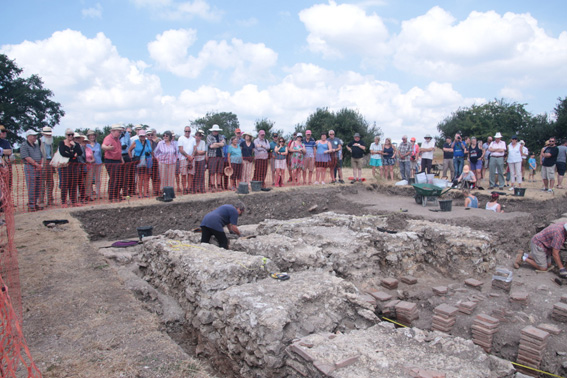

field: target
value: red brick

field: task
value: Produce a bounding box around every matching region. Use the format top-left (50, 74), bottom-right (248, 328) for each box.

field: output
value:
top-left (521, 326), bottom-right (550, 342)
top-left (401, 275), bottom-right (418, 285)
top-left (313, 360), bottom-right (336, 376)
top-left (475, 313), bottom-right (500, 325)
top-left (289, 344), bottom-right (314, 362)
top-left (536, 323), bottom-right (561, 335)
top-left (433, 304), bottom-right (458, 317)
top-left (465, 278), bottom-right (484, 287)
top-left (369, 291), bottom-right (393, 302)
top-left (334, 355), bottom-right (359, 369)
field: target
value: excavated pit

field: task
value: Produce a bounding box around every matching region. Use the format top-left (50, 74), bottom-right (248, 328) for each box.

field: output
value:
top-left (74, 186), bottom-right (567, 377)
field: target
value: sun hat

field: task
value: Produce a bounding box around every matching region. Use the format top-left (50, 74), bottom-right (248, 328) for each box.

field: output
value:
top-left (195, 129), bottom-right (205, 136)
top-left (25, 130), bottom-right (38, 137)
top-left (424, 134), bottom-right (432, 139)
top-left (520, 140), bottom-right (525, 145)
top-left (138, 130), bottom-right (146, 136)
top-left (494, 132), bottom-right (503, 138)
top-left (42, 126), bottom-right (53, 135)
top-left (134, 124), bottom-right (143, 130)
top-left (296, 132), bottom-right (303, 138)
top-left (73, 132), bottom-right (82, 138)
top-left (87, 129), bottom-right (96, 136)
top-left (0, 125), bottom-right (6, 131)
top-left (111, 124), bottom-right (123, 131)
top-left (224, 166), bottom-right (234, 177)
top-left (210, 124), bottom-right (222, 132)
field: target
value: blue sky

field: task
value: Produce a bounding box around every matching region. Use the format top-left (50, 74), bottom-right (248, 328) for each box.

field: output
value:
top-left (2, 0), bottom-right (567, 139)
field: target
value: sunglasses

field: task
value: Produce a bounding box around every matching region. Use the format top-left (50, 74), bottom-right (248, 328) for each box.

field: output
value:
top-left (66, 133), bottom-right (74, 136)
top-left (185, 130), bottom-right (191, 133)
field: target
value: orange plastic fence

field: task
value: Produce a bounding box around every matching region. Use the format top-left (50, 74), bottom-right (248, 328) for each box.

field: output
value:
top-left (0, 166), bottom-right (42, 377)
top-left (9, 157), bottom-right (343, 212)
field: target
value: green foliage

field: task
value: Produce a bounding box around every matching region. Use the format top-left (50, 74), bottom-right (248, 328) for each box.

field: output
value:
top-left (295, 107), bottom-right (381, 157)
top-left (0, 54), bottom-right (65, 144)
top-left (254, 118), bottom-right (282, 138)
top-left (190, 111), bottom-right (240, 138)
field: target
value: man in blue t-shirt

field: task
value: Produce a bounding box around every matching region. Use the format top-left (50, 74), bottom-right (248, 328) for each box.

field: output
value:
top-left (200, 203), bottom-right (245, 249)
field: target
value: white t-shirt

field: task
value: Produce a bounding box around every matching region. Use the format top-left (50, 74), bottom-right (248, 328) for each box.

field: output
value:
top-left (370, 142), bottom-right (383, 159)
top-left (178, 135), bottom-right (196, 161)
top-left (421, 140), bottom-right (435, 160)
top-left (507, 143), bottom-right (522, 163)
top-left (193, 140), bottom-right (206, 161)
top-left (521, 146), bottom-right (528, 160)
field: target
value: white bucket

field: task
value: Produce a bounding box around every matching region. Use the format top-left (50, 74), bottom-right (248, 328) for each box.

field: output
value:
top-left (416, 172), bottom-right (427, 184)
top-left (426, 174), bottom-right (435, 184)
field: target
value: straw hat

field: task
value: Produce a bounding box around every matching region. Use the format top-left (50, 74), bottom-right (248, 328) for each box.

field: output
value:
top-left (224, 166), bottom-right (234, 177)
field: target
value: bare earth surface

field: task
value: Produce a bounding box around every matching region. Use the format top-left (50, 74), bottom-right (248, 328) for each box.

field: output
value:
top-left (15, 168), bottom-right (567, 377)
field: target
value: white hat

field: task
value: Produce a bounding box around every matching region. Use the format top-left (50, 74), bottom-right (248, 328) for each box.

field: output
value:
top-left (210, 124), bottom-right (222, 132)
top-left (494, 132), bottom-right (503, 138)
top-left (25, 130), bottom-right (38, 137)
top-left (111, 124), bottom-right (124, 131)
top-left (42, 126), bottom-right (53, 135)
top-left (520, 140), bottom-right (525, 145)
top-left (296, 132), bottom-right (303, 137)
top-left (134, 124), bottom-right (143, 130)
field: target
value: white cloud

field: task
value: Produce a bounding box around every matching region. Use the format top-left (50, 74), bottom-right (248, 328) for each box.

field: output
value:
top-left (82, 3), bottom-right (103, 19)
top-left (236, 17), bottom-right (258, 27)
top-left (148, 29), bottom-right (278, 83)
top-left (299, 0), bottom-right (390, 60)
top-left (392, 6), bottom-right (567, 87)
top-left (1, 30), bottom-right (479, 139)
top-left (130, 0), bottom-right (222, 21)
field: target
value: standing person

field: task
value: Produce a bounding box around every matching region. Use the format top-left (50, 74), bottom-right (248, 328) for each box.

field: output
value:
top-left (154, 131), bottom-right (178, 191)
top-left (382, 138), bottom-right (397, 181)
top-left (409, 137), bottom-right (420, 178)
top-left (20, 130), bottom-right (43, 211)
top-left (488, 132), bottom-right (506, 190)
top-left (520, 140), bottom-right (529, 181)
top-left (555, 139), bottom-right (567, 189)
top-left (328, 130), bottom-right (342, 183)
top-left (507, 136), bottom-right (523, 191)
top-left (240, 132), bottom-right (255, 188)
top-left (85, 130), bottom-right (102, 201)
top-left (75, 133), bottom-right (88, 203)
top-left (190, 130), bottom-right (207, 194)
top-left (289, 133), bottom-right (306, 185)
top-left (482, 136), bottom-right (493, 180)
top-left (286, 132), bottom-right (296, 182)
top-left (314, 132), bottom-right (332, 184)
top-left (206, 124), bottom-right (225, 193)
top-left (468, 137), bottom-right (484, 183)
top-left (273, 137), bottom-right (288, 187)
top-left (130, 125), bottom-right (143, 143)
top-left (39, 126), bottom-right (55, 207)
top-left (540, 137), bottom-right (559, 192)
top-left (119, 126), bottom-right (134, 197)
top-left (102, 124), bottom-right (124, 202)
top-left (370, 136), bottom-right (383, 178)
top-left (59, 128), bottom-right (83, 207)
top-left (0, 125), bottom-right (14, 190)
top-left (227, 136), bottom-right (242, 190)
top-left (396, 135), bottom-right (411, 181)
top-left (147, 129), bottom-right (161, 196)
top-left (128, 130), bottom-right (152, 198)
top-left (269, 132), bottom-right (279, 186)
top-left (452, 133), bottom-right (467, 179)
top-left (514, 223), bottom-right (567, 278)
top-left (178, 126), bottom-right (195, 194)
top-left (303, 130), bottom-right (316, 185)
top-left (252, 130), bottom-right (270, 187)
top-left (200, 203), bottom-right (245, 249)
top-left (420, 134), bottom-right (435, 174)
top-left (442, 136), bottom-right (455, 180)
top-left (347, 133), bottom-right (366, 183)
top-left (528, 153), bottom-right (537, 182)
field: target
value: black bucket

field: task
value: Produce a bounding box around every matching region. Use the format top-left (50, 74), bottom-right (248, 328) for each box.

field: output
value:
top-left (236, 182), bottom-right (249, 194)
top-left (250, 181), bottom-right (262, 192)
top-left (163, 186), bottom-right (175, 199)
top-left (439, 199), bottom-right (453, 212)
top-left (514, 187), bottom-right (526, 197)
top-left (137, 226), bottom-right (153, 240)
top-left (408, 178), bottom-right (415, 185)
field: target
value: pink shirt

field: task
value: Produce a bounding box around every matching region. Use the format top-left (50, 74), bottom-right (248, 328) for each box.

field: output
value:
top-left (102, 134), bottom-right (122, 160)
top-left (155, 140), bottom-right (178, 164)
top-left (489, 141), bottom-right (506, 157)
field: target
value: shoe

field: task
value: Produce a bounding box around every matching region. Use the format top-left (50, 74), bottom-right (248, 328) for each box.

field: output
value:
top-left (514, 251), bottom-right (523, 269)
top-left (321, 181), bottom-right (326, 185)
top-left (314, 181), bottom-right (319, 185)
top-left (547, 189), bottom-right (554, 193)
top-left (541, 188), bottom-right (548, 191)
top-left (499, 187), bottom-right (504, 190)
top-left (331, 180), bottom-right (336, 184)
top-left (560, 268), bottom-right (567, 278)
top-left (339, 179), bottom-right (345, 184)
top-left (509, 187), bottom-right (514, 191)
top-left (351, 180), bottom-right (356, 184)
top-left (487, 187), bottom-right (494, 190)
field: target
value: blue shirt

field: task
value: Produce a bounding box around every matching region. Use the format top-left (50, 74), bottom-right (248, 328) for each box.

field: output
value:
top-left (132, 139), bottom-right (152, 158)
top-left (87, 142), bottom-right (102, 164)
top-left (304, 138), bottom-right (316, 158)
top-left (120, 131), bottom-right (131, 155)
top-left (453, 141), bottom-right (466, 157)
top-left (201, 205), bottom-right (239, 233)
top-left (227, 145), bottom-right (242, 163)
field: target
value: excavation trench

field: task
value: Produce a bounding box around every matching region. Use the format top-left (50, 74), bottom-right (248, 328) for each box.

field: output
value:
top-left (74, 186), bottom-right (567, 377)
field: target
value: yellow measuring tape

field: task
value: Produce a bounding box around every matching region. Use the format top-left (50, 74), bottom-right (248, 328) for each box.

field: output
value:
top-left (379, 316), bottom-right (565, 378)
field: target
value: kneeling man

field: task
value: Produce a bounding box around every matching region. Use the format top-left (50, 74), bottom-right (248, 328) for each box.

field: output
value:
top-left (200, 202), bottom-right (245, 249)
top-left (515, 223), bottom-right (567, 278)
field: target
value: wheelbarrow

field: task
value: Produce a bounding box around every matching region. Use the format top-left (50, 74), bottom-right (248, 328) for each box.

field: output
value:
top-left (412, 183), bottom-right (453, 207)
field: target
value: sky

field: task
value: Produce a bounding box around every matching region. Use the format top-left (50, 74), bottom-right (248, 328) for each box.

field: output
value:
top-left (2, 0), bottom-right (567, 140)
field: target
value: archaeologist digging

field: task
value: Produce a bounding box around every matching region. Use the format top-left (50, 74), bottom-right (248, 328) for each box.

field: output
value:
top-left (200, 202), bottom-right (245, 249)
top-left (514, 222), bottom-right (567, 278)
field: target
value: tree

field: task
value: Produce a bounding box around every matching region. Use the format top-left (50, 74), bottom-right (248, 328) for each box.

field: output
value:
top-left (552, 97), bottom-right (567, 141)
top-left (190, 111), bottom-right (240, 137)
top-left (0, 54), bottom-right (65, 144)
top-left (254, 118), bottom-right (282, 138)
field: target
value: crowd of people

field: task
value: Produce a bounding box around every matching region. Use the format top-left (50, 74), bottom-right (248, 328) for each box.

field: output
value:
top-left (2, 123), bottom-right (567, 211)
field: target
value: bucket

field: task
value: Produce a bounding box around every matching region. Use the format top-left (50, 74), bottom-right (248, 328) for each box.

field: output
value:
top-left (137, 226), bottom-right (153, 240)
top-left (439, 199), bottom-right (453, 212)
top-left (250, 181), bottom-right (262, 192)
top-left (163, 186), bottom-right (175, 199)
top-left (408, 178), bottom-right (415, 185)
top-left (426, 174), bottom-right (435, 184)
top-left (514, 187), bottom-right (526, 197)
top-left (237, 182), bottom-right (249, 194)
top-left (416, 172), bottom-right (427, 184)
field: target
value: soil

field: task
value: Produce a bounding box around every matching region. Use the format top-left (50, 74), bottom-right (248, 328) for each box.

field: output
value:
top-left (15, 169), bottom-right (567, 377)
